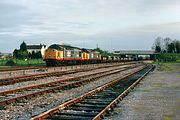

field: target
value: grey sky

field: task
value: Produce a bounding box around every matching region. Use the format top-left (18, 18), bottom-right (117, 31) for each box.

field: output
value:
top-left (0, 0), bottom-right (180, 52)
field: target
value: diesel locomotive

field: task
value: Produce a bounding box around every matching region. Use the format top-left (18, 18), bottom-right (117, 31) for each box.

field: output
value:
top-left (44, 44), bottom-right (102, 66)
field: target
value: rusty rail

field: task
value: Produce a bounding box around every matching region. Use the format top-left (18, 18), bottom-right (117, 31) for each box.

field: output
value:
top-left (31, 65), bottom-right (149, 120)
top-left (92, 65), bottom-right (154, 120)
top-left (0, 63), bottom-right (128, 86)
top-left (0, 64), bottom-right (140, 106)
top-left (0, 62), bottom-right (135, 72)
top-left (0, 65), bottom-right (133, 95)
top-left (0, 66), bottom-right (45, 72)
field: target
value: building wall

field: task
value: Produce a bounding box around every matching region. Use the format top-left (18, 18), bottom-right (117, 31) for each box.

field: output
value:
top-left (41, 46), bottom-right (48, 58)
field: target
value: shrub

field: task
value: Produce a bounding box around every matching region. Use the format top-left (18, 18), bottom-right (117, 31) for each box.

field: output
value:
top-left (5, 60), bottom-right (16, 66)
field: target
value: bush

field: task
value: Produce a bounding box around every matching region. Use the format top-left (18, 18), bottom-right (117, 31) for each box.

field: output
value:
top-left (5, 60), bottom-right (16, 66)
top-left (156, 53), bottom-right (180, 62)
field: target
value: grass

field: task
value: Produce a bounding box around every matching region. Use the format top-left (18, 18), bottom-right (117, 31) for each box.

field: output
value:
top-left (164, 114), bottom-right (174, 120)
top-left (153, 82), bottom-right (180, 89)
top-left (152, 54), bottom-right (180, 71)
top-left (153, 61), bottom-right (180, 64)
top-left (155, 53), bottom-right (180, 63)
top-left (158, 63), bottom-right (173, 71)
top-left (0, 59), bottom-right (45, 66)
top-left (152, 62), bottom-right (180, 72)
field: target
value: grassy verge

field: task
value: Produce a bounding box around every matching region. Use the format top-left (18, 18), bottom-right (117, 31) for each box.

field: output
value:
top-left (153, 62), bottom-right (180, 72)
top-left (0, 59), bottom-right (45, 66)
top-left (155, 53), bottom-right (180, 62)
top-left (152, 53), bottom-right (180, 71)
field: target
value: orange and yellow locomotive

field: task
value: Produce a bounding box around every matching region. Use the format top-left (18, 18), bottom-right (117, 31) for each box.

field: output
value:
top-left (44, 44), bottom-right (101, 66)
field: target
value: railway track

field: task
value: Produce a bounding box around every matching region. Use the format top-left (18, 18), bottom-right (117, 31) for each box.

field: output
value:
top-left (31, 64), bottom-right (154, 120)
top-left (0, 62), bottom-right (135, 72)
top-left (0, 66), bottom-right (45, 72)
top-left (0, 64), bottom-right (142, 107)
top-left (0, 63), bottom-right (135, 86)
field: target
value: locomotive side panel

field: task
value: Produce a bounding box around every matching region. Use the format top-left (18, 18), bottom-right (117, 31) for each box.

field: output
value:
top-left (81, 52), bottom-right (89, 60)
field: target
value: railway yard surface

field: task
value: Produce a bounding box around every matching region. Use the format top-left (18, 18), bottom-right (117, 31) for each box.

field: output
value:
top-left (105, 63), bottom-right (180, 120)
top-left (0, 62), bottom-right (179, 120)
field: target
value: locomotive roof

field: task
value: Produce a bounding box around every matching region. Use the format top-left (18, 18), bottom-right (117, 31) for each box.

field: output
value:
top-left (60, 44), bottom-right (81, 50)
top-left (48, 44), bottom-right (100, 53)
top-left (81, 48), bottom-right (90, 53)
top-left (48, 44), bottom-right (63, 50)
top-left (48, 44), bottom-right (81, 50)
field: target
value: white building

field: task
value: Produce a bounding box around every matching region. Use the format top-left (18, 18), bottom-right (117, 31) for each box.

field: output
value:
top-left (27, 44), bottom-right (48, 58)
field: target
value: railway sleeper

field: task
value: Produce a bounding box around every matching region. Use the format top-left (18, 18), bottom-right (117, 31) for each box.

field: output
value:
top-left (47, 114), bottom-right (93, 120)
top-left (80, 101), bottom-right (110, 106)
top-left (84, 98), bottom-right (114, 103)
top-left (70, 104), bottom-right (105, 109)
top-left (91, 92), bottom-right (117, 96)
top-left (90, 93), bottom-right (117, 98)
top-left (72, 103), bottom-right (105, 108)
top-left (66, 106), bottom-right (103, 112)
top-left (57, 110), bottom-right (99, 117)
top-left (86, 94), bottom-right (117, 99)
top-left (34, 65), bottom-right (153, 120)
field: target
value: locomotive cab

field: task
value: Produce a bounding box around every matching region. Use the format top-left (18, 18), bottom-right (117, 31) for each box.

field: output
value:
top-left (44, 44), bottom-right (64, 66)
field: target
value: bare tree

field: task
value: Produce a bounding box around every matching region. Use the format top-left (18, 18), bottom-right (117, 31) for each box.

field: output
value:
top-left (152, 37), bottom-right (163, 53)
top-left (163, 37), bottom-right (172, 53)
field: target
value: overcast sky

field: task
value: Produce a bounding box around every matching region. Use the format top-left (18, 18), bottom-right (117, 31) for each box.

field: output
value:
top-left (0, 0), bottom-right (180, 53)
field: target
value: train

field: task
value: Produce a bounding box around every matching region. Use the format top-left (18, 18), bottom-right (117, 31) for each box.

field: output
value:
top-left (43, 44), bottom-right (132, 66)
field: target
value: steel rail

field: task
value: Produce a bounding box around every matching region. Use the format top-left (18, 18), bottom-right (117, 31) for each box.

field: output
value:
top-left (0, 62), bottom-right (135, 72)
top-left (0, 62), bottom-right (123, 72)
top-left (0, 63), bottom-right (129, 86)
top-left (0, 64), bottom-right (141, 106)
top-left (0, 64), bottom-right (134, 95)
top-left (0, 66), bottom-right (45, 72)
top-left (92, 65), bottom-right (154, 120)
top-left (31, 65), bottom-right (149, 120)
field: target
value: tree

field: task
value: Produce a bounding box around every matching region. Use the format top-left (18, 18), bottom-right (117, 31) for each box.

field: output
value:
top-left (152, 37), bottom-right (180, 53)
top-left (94, 47), bottom-right (113, 56)
top-left (18, 50), bottom-right (28, 59)
top-left (153, 37), bottom-right (163, 53)
top-left (35, 51), bottom-right (42, 59)
top-left (155, 46), bottom-right (161, 53)
top-left (13, 49), bottom-right (19, 58)
top-left (163, 37), bottom-right (172, 53)
top-left (13, 41), bottom-right (29, 59)
top-left (31, 51), bottom-right (36, 59)
top-left (174, 40), bottom-right (180, 53)
top-left (20, 41), bottom-right (27, 51)
top-left (167, 42), bottom-right (175, 53)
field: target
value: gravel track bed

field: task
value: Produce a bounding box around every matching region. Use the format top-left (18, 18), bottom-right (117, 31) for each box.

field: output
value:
top-left (104, 63), bottom-right (180, 120)
top-left (0, 64), bottom-right (131, 92)
top-left (0, 65), bottom-right (144, 120)
top-left (0, 66), bottom-right (132, 100)
top-left (0, 63), bottom-right (116, 79)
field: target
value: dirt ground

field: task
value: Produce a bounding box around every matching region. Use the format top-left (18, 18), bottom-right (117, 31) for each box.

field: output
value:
top-left (105, 63), bottom-right (180, 120)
